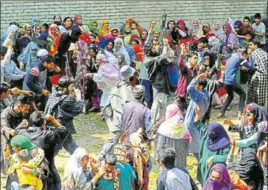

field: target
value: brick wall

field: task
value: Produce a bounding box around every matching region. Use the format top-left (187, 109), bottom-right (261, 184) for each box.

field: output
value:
top-left (1, 1), bottom-right (267, 32)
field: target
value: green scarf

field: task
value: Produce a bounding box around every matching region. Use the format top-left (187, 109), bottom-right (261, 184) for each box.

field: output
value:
top-left (88, 20), bottom-right (100, 35)
top-left (11, 135), bottom-right (36, 151)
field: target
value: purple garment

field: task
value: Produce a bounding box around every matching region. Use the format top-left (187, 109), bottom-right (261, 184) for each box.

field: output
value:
top-left (207, 123), bottom-right (230, 151)
top-left (203, 164), bottom-right (231, 190)
top-left (224, 23), bottom-right (233, 46)
top-left (247, 103), bottom-right (268, 124)
top-left (39, 31), bottom-right (48, 40)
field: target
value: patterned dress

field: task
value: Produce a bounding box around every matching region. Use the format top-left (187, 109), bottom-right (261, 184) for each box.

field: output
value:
top-left (247, 48), bottom-right (268, 106)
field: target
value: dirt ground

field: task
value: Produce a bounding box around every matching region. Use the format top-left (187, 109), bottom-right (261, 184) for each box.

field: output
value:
top-left (1, 98), bottom-right (240, 190)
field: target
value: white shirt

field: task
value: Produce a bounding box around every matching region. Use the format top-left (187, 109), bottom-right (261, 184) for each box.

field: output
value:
top-left (165, 168), bottom-right (192, 190)
top-left (252, 22), bottom-right (266, 44)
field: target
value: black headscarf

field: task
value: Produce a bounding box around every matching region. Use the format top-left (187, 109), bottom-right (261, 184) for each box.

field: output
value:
top-left (227, 148), bottom-right (264, 190)
top-left (246, 103), bottom-right (267, 124)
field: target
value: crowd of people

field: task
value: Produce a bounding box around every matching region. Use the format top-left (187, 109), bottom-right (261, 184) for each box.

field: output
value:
top-left (0, 11), bottom-right (267, 190)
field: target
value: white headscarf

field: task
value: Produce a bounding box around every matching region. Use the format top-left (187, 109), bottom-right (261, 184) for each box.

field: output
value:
top-left (113, 38), bottom-right (131, 65)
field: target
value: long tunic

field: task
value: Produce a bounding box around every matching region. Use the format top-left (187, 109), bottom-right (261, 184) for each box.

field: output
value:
top-left (184, 79), bottom-right (209, 154)
top-left (195, 121), bottom-right (230, 185)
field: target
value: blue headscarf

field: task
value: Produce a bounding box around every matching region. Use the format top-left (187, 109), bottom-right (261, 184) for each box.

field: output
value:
top-left (1, 24), bottom-right (18, 45)
top-left (113, 38), bottom-right (131, 65)
top-left (18, 42), bottom-right (39, 72)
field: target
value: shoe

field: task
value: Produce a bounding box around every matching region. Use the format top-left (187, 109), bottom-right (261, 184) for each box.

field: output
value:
top-left (217, 113), bottom-right (224, 119)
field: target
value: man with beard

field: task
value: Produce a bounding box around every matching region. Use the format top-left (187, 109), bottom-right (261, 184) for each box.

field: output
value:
top-left (17, 111), bottom-right (66, 190)
top-left (45, 76), bottom-right (84, 155)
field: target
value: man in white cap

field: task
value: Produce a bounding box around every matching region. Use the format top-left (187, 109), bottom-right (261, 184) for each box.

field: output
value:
top-left (98, 65), bottom-right (136, 160)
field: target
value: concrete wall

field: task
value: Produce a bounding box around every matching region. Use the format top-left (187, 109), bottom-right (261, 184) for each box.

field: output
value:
top-left (1, 1), bottom-right (267, 32)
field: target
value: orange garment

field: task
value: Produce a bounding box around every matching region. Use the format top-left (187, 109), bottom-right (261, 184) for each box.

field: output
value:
top-left (228, 170), bottom-right (250, 190)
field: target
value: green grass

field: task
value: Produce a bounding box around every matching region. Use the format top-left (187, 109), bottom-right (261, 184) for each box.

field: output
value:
top-left (1, 99), bottom-right (240, 190)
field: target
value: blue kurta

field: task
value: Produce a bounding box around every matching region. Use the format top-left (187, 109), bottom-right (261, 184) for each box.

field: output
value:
top-left (184, 79), bottom-right (209, 154)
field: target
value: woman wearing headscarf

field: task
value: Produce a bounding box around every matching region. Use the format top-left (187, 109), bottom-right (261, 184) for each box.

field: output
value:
top-left (6, 135), bottom-right (48, 190)
top-left (212, 23), bottom-right (224, 40)
top-left (62, 147), bottom-right (94, 190)
top-left (222, 23), bottom-right (240, 58)
top-left (140, 28), bottom-right (148, 47)
top-left (203, 163), bottom-right (232, 190)
top-left (84, 50), bottom-right (121, 108)
top-left (224, 18), bottom-right (235, 32)
top-left (227, 148), bottom-right (264, 190)
top-left (100, 19), bottom-right (110, 35)
top-left (16, 24), bottom-right (32, 55)
top-left (1, 24), bottom-right (19, 45)
top-left (176, 19), bottom-right (188, 40)
top-left (47, 24), bottom-right (61, 56)
top-left (17, 41), bottom-right (39, 72)
top-left (113, 38), bottom-right (131, 65)
top-left (194, 107), bottom-right (231, 185)
top-left (188, 20), bottom-right (203, 40)
top-left (155, 104), bottom-right (191, 168)
top-left (202, 23), bottom-right (215, 39)
top-left (88, 20), bottom-right (100, 35)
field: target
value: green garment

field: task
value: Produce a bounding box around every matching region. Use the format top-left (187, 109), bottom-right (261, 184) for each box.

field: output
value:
top-left (195, 121), bottom-right (230, 185)
top-left (11, 135), bottom-right (36, 151)
top-left (88, 20), bottom-right (100, 35)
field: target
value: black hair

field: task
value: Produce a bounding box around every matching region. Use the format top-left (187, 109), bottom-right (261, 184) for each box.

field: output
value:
top-left (198, 37), bottom-right (208, 44)
top-left (16, 94), bottom-right (32, 105)
top-left (88, 44), bottom-right (99, 54)
top-left (254, 13), bottom-right (261, 19)
top-left (105, 39), bottom-right (114, 47)
top-left (0, 82), bottom-right (10, 94)
top-left (42, 23), bottom-right (49, 30)
top-left (198, 79), bottom-right (208, 89)
top-left (63, 17), bottom-right (73, 23)
top-left (244, 16), bottom-right (251, 22)
top-left (105, 153), bottom-right (117, 165)
top-left (159, 147), bottom-right (176, 168)
top-left (70, 26), bottom-right (82, 43)
top-left (58, 76), bottom-right (71, 89)
top-left (166, 20), bottom-right (176, 30)
top-left (30, 111), bottom-right (44, 127)
top-left (252, 39), bottom-right (261, 47)
top-left (53, 15), bottom-right (62, 26)
top-left (0, 46), bottom-right (8, 57)
top-left (245, 31), bottom-right (254, 38)
top-left (203, 52), bottom-right (217, 68)
top-left (44, 55), bottom-right (55, 63)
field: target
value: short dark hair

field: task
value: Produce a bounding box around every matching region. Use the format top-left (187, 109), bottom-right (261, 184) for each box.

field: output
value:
top-left (42, 23), bottom-right (49, 30)
top-left (244, 16), bottom-right (251, 22)
top-left (252, 39), bottom-right (261, 47)
top-left (16, 94), bottom-right (32, 105)
top-left (198, 79), bottom-right (208, 89)
top-left (254, 13), bottom-right (261, 19)
top-left (18, 149), bottom-right (31, 162)
top-left (198, 37), bottom-right (208, 44)
top-left (0, 82), bottom-right (10, 94)
top-left (44, 55), bottom-right (55, 63)
top-left (30, 111), bottom-right (44, 127)
top-left (105, 153), bottom-right (117, 165)
top-left (159, 147), bottom-right (176, 167)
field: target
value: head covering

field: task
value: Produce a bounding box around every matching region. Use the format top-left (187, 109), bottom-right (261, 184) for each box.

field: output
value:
top-left (129, 132), bottom-right (142, 147)
top-left (73, 14), bottom-right (82, 25)
top-left (246, 103), bottom-right (267, 124)
top-left (133, 85), bottom-right (145, 99)
top-left (227, 148), bottom-right (264, 190)
top-left (88, 20), bottom-right (99, 35)
top-left (80, 25), bottom-right (90, 34)
top-left (37, 49), bottom-right (48, 58)
top-left (223, 23), bottom-right (233, 46)
top-left (228, 170), bottom-right (250, 190)
top-left (63, 147), bottom-right (89, 178)
top-left (203, 163), bottom-right (232, 190)
top-left (17, 42), bottom-right (39, 71)
top-left (1, 24), bottom-right (19, 43)
top-left (207, 123), bottom-right (230, 151)
top-left (11, 135), bottom-right (36, 151)
top-left (157, 104), bottom-right (190, 139)
top-left (191, 20), bottom-right (200, 33)
top-left (100, 19), bottom-right (110, 35)
top-left (177, 19), bottom-right (187, 32)
top-left (113, 38), bottom-right (131, 65)
top-left (120, 65), bottom-right (135, 80)
top-left (88, 44), bottom-right (98, 54)
top-left (234, 20), bottom-right (243, 28)
top-left (0, 46), bottom-right (8, 56)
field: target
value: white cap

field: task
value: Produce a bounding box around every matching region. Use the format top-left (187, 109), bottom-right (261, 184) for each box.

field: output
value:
top-left (37, 49), bottom-right (48, 57)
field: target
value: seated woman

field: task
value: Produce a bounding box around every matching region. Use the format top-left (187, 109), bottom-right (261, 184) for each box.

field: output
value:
top-left (225, 103), bottom-right (267, 163)
top-left (227, 148), bottom-right (264, 190)
top-left (62, 147), bottom-right (93, 190)
top-left (155, 103), bottom-right (191, 168)
top-left (5, 135), bottom-right (48, 190)
top-left (203, 163), bottom-right (231, 190)
top-left (194, 106), bottom-right (230, 185)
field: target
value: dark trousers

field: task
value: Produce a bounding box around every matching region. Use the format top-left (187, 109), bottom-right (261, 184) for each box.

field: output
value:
top-left (221, 83), bottom-right (246, 114)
